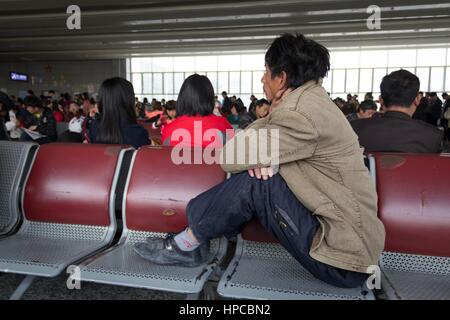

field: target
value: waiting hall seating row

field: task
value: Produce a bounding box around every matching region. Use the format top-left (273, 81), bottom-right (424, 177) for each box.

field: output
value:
top-left (368, 153), bottom-right (450, 300)
top-left (0, 141), bottom-right (449, 300)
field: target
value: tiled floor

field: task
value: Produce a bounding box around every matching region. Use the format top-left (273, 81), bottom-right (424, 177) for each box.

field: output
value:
top-left (0, 273), bottom-right (184, 300)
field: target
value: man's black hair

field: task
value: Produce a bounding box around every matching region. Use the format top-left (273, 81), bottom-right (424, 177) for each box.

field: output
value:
top-left (265, 33), bottom-right (330, 89)
top-left (24, 95), bottom-right (42, 108)
top-left (380, 70), bottom-right (420, 108)
top-left (255, 99), bottom-right (270, 107)
top-left (177, 74), bottom-right (215, 117)
top-left (221, 91), bottom-right (227, 96)
top-left (359, 100), bottom-right (377, 112)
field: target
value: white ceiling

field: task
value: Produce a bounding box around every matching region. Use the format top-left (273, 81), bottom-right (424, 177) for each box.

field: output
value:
top-left (1, 0), bottom-right (450, 61)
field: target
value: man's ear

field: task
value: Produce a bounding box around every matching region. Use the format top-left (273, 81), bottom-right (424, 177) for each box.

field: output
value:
top-left (278, 71), bottom-right (288, 89)
top-left (413, 94), bottom-right (421, 107)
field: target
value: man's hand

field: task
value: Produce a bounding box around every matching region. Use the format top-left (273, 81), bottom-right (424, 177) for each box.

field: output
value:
top-left (248, 167), bottom-right (275, 180)
top-left (28, 125), bottom-right (37, 131)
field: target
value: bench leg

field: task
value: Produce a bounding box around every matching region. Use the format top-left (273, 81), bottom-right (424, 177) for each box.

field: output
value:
top-left (185, 293), bottom-right (200, 300)
top-left (9, 275), bottom-right (36, 300)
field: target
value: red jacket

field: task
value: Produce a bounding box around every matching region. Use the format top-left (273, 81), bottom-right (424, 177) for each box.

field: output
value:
top-left (161, 114), bottom-right (233, 147)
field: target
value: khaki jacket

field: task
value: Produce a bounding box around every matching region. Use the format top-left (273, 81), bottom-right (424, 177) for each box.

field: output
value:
top-left (221, 80), bottom-right (385, 273)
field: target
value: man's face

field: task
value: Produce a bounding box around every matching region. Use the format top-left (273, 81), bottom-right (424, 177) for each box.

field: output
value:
top-left (255, 103), bottom-right (270, 119)
top-left (359, 109), bottom-right (376, 119)
top-left (26, 106), bottom-right (37, 114)
top-left (261, 64), bottom-right (284, 102)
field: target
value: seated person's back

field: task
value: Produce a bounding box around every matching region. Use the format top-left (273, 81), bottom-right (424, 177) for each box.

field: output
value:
top-left (88, 77), bottom-right (150, 149)
top-left (161, 74), bottom-right (233, 147)
top-left (351, 70), bottom-right (443, 153)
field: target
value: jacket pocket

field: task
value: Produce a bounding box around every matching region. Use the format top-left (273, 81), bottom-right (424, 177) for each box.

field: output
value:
top-left (272, 205), bottom-right (300, 237)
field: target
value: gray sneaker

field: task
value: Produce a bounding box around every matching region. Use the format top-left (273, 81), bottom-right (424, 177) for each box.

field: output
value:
top-left (134, 235), bottom-right (211, 267)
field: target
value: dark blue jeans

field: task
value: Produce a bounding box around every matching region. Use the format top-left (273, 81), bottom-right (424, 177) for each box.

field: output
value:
top-left (187, 172), bottom-right (368, 288)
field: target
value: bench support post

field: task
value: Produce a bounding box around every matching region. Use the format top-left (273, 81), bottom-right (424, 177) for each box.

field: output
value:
top-left (9, 275), bottom-right (36, 300)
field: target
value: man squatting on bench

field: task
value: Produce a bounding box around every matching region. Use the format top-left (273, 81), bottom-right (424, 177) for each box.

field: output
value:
top-left (134, 33), bottom-right (386, 288)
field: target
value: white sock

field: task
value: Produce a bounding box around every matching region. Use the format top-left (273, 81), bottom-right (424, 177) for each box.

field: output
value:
top-left (174, 229), bottom-right (200, 251)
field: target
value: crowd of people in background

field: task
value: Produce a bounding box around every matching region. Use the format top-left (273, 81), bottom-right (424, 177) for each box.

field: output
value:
top-left (1, 70), bottom-right (449, 153)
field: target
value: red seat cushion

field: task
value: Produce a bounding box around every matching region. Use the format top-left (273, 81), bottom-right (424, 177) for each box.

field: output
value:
top-left (125, 146), bottom-right (226, 233)
top-left (374, 153), bottom-right (450, 257)
top-left (24, 144), bottom-right (123, 226)
top-left (241, 219), bottom-right (277, 243)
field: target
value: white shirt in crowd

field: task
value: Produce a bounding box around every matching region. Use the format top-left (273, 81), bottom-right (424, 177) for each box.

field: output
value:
top-left (68, 116), bottom-right (85, 134)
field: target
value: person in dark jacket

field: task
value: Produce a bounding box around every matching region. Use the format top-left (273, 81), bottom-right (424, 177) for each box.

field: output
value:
top-left (346, 100), bottom-right (378, 122)
top-left (20, 95), bottom-right (57, 144)
top-left (239, 98), bottom-right (270, 129)
top-left (428, 92), bottom-right (443, 126)
top-left (0, 121), bottom-right (7, 140)
top-left (221, 91), bottom-right (232, 115)
top-left (88, 77), bottom-right (150, 149)
top-left (351, 70), bottom-right (443, 153)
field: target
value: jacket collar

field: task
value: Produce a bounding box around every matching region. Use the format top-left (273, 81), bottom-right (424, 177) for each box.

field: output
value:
top-left (285, 79), bottom-right (323, 99)
top-left (277, 79), bottom-right (324, 111)
top-left (383, 110), bottom-right (412, 120)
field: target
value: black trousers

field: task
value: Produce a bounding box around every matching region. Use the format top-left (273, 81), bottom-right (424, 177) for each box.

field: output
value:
top-left (187, 172), bottom-right (368, 288)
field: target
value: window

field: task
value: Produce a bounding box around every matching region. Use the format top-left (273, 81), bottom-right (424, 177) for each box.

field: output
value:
top-left (143, 74), bottom-right (152, 94)
top-left (241, 72), bottom-right (252, 94)
top-left (128, 46), bottom-right (450, 101)
top-left (229, 72), bottom-right (240, 94)
top-left (206, 72), bottom-right (218, 93)
top-left (153, 73), bottom-right (163, 94)
top-left (164, 73), bottom-right (174, 95)
top-left (417, 49), bottom-right (446, 67)
top-left (132, 74), bottom-right (142, 94)
top-left (430, 67), bottom-right (445, 92)
top-left (196, 56), bottom-right (217, 72)
top-left (346, 69), bottom-right (359, 93)
top-left (373, 69), bottom-right (387, 92)
top-left (416, 68), bottom-right (430, 92)
top-left (174, 57), bottom-right (195, 72)
top-left (241, 54), bottom-right (264, 71)
top-left (323, 73), bottom-right (332, 93)
top-left (332, 70), bottom-right (345, 93)
top-left (446, 67), bottom-right (450, 92)
top-left (218, 55), bottom-right (241, 71)
top-left (152, 57), bottom-right (173, 72)
top-left (360, 50), bottom-right (388, 68)
top-left (174, 73), bottom-right (184, 94)
top-left (131, 58), bottom-right (151, 73)
top-left (388, 49), bottom-right (416, 68)
top-left (332, 51), bottom-right (360, 68)
top-left (359, 69), bottom-right (373, 93)
top-left (218, 72), bottom-right (229, 93)
top-left (252, 71), bottom-right (264, 94)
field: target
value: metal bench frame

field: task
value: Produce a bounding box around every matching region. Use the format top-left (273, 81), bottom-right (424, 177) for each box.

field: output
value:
top-left (0, 147), bottom-right (130, 299)
top-left (0, 141), bottom-right (38, 238)
top-left (368, 154), bottom-right (450, 300)
top-left (79, 149), bottom-right (227, 299)
top-left (218, 235), bottom-right (374, 300)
